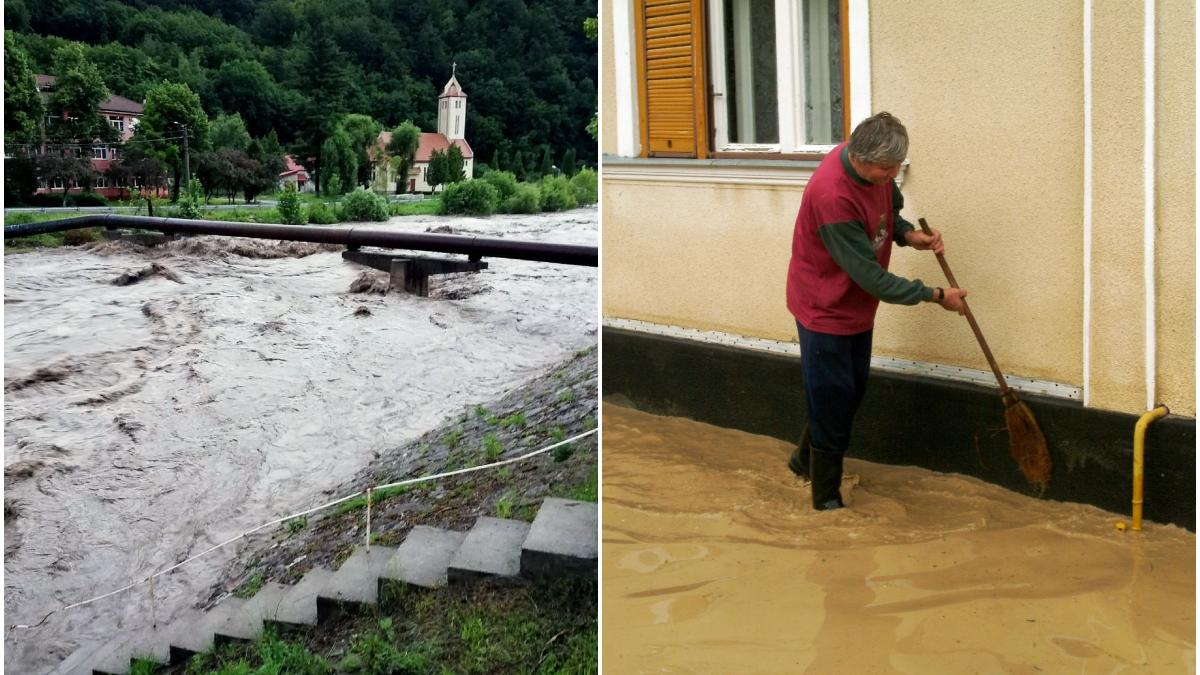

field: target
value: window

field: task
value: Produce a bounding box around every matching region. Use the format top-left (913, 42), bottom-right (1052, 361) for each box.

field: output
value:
top-left (51, 177), bottom-right (65, 190)
top-left (95, 175), bottom-right (108, 188)
top-left (632, 0), bottom-right (849, 159)
top-left (93, 146), bottom-right (108, 160)
top-left (109, 116), bottom-right (125, 133)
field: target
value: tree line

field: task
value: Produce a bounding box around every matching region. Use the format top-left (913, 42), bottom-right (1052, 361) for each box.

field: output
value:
top-left (4, 0), bottom-right (596, 203)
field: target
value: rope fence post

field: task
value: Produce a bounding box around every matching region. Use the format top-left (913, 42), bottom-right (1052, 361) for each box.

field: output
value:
top-left (365, 487), bottom-right (373, 551)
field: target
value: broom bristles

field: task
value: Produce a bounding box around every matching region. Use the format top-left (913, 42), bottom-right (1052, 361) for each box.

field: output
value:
top-left (1004, 398), bottom-right (1051, 491)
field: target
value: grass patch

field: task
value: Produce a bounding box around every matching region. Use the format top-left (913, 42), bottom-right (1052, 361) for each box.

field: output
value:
top-left (388, 197), bottom-right (441, 216)
top-left (474, 405), bottom-right (489, 418)
top-left (482, 433), bottom-right (503, 461)
top-left (336, 484), bottom-right (413, 515)
top-left (234, 573), bottom-right (264, 599)
top-left (495, 489), bottom-right (518, 519)
top-left (569, 467), bottom-right (599, 502)
top-left (559, 389), bottom-right (575, 403)
top-left (445, 428), bottom-right (464, 448)
top-left (285, 516), bottom-right (308, 535)
top-left (499, 411), bottom-right (526, 429)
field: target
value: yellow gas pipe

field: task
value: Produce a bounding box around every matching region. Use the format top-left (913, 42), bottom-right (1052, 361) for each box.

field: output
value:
top-left (1122, 404), bottom-right (1170, 532)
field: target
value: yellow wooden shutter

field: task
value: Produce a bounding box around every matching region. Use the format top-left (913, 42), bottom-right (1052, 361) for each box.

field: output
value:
top-left (634, 0), bottom-right (709, 158)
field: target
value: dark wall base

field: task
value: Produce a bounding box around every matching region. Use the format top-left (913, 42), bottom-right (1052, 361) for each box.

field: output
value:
top-left (603, 328), bottom-right (1196, 531)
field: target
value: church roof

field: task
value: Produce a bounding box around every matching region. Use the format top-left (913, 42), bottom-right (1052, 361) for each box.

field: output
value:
top-left (374, 132), bottom-right (474, 162)
top-left (439, 74), bottom-right (467, 98)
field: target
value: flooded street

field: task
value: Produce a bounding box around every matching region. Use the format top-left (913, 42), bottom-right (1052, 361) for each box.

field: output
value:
top-left (603, 404), bottom-right (1195, 673)
top-left (4, 209), bottom-right (596, 673)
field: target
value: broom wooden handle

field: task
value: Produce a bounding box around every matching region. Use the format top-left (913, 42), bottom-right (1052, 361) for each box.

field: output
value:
top-left (918, 218), bottom-right (1011, 395)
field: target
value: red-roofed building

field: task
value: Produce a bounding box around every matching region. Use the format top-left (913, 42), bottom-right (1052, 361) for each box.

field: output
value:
top-left (277, 154), bottom-right (312, 192)
top-left (34, 74), bottom-right (147, 199)
top-left (371, 70), bottom-right (474, 194)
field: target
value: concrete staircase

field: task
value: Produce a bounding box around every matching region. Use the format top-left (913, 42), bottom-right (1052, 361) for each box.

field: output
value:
top-left (52, 498), bottom-right (597, 675)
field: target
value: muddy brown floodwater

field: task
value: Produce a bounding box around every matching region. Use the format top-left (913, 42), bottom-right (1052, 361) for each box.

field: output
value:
top-left (602, 404), bottom-right (1195, 674)
top-left (3, 209), bottom-right (596, 674)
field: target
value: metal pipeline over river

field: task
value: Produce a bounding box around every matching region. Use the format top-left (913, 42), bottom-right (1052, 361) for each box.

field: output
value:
top-left (4, 214), bottom-right (598, 267)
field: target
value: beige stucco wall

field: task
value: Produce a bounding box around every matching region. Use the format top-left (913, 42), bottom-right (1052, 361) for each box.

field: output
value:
top-left (601, 0), bottom-right (619, 156)
top-left (869, 1), bottom-right (1083, 385)
top-left (601, 0), bottom-right (1196, 416)
top-left (1154, 0), bottom-right (1196, 417)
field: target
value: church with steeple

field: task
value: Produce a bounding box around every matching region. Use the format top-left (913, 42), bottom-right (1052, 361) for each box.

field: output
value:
top-left (373, 67), bottom-right (475, 194)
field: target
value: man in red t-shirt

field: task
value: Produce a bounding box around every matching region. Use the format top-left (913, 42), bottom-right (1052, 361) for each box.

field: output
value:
top-left (785, 112), bottom-right (967, 510)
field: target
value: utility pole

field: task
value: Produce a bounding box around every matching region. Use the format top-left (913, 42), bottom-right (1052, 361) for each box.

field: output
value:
top-left (181, 125), bottom-right (190, 188)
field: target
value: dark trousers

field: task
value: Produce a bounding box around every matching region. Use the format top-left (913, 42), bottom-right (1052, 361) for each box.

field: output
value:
top-left (797, 322), bottom-right (873, 455)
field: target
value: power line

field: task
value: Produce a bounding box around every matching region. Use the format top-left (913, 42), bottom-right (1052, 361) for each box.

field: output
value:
top-left (3, 135), bottom-right (190, 150)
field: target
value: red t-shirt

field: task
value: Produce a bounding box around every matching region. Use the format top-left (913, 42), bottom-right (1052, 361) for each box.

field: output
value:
top-left (786, 143), bottom-right (895, 335)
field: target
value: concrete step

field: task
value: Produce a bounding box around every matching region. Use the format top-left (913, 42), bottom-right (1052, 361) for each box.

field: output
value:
top-left (317, 546), bottom-right (398, 619)
top-left (384, 525), bottom-right (467, 589)
top-left (53, 634), bottom-right (134, 675)
top-left (265, 567), bottom-right (334, 629)
top-left (211, 582), bottom-right (289, 644)
top-left (167, 597), bottom-right (247, 663)
top-left (448, 517), bottom-right (531, 583)
top-left (521, 498), bottom-right (598, 577)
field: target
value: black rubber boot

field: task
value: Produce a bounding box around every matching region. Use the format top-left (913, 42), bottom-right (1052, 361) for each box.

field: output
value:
top-left (787, 424), bottom-right (812, 480)
top-left (810, 447), bottom-right (845, 510)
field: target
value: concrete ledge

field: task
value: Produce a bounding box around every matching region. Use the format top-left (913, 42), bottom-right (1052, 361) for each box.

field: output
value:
top-left (448, 517), bottom-right (530, 582)
top-left (521, 498), bottom-right (597, 577)
top-left (602, 327), bottom-right (1196, 530)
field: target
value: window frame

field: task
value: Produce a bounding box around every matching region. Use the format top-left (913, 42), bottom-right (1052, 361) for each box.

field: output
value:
top-left (706, 0), bottom-right (849, 156)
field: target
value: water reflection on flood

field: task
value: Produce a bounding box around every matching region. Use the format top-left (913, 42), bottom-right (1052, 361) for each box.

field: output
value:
top-left (3, 210), bottom-right (596, 673)
top-left (602, 404), bottom-right (1195, 673)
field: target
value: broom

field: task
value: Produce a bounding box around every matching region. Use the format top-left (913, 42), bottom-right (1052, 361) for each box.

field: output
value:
top-left (918, 218), bottom-right (1052, 491)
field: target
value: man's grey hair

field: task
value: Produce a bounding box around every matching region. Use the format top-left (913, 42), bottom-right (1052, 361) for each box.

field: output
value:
top-left (847, 112), bottom-right (908, 165)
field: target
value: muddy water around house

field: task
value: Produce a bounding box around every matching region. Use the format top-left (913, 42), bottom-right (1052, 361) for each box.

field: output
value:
top-left (602, 404), bottom-right (1195, 673)
top-left (3, 210), bottom-right (596, 673)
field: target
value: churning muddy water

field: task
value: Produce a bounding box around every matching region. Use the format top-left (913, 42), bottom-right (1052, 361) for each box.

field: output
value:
top-left (602, 404), bottom-right (1195, 674)
top-left (3, 209), bottom-right (596, 673)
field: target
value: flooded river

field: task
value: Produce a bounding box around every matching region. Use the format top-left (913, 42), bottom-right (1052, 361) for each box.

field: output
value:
top-left (3, 209), bottom-right (596, 673)
top-left (603, 404), bottom-right (1195, 673)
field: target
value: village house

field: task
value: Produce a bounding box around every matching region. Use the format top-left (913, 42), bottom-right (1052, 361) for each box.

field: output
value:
top-left (277, 154), bottom-right (312, 192)
top-left (371, 71), bottom-right (474, 194)
top-left (34, 74), bottom-right (143, 200)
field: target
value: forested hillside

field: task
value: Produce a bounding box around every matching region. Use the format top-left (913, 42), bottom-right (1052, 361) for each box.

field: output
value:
top-left (4, 0), bottom-right (597, 188)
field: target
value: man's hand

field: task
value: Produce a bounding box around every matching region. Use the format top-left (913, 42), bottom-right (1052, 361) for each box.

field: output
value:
top-left (938, 287), bottom-right (968, 315)
top-left (905, 228), bottom-right (944, 255)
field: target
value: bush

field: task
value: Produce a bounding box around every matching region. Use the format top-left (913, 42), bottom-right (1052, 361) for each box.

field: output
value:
top-left (277, 185), bottom-right (306, 225)
top-left (481, 170), bottom-right (519, 203)
top-left (538, 175), bottom-right (578, 212)
top-left (72, 192), bottom-right (110, 207)
top-left (63, 228), bottom-right (100, 245)
top-left (306, 202), bottom-right (338, 224)
top-left (172, 178), bottom-right (204, 219)
top-left (440, 180), bottom-right (499, 216)
top-left (338, 187), bottom-right (389, 222)
top-left (502, 184), bottom-right (541, 214)
top-left (569, 168), bottom-right (598, 205)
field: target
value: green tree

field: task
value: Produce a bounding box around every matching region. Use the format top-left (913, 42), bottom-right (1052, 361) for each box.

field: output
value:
top-left (209, 112), bottom-right (251, 151)
top-left (338, 113), bottom-right (382, 188)
top-left (561, 147), bottom-right (577, 176)
top-left (4, 31), bottom-right (43, 146)
top-left (538, 145), bottom-right (554, 177)
top-left (212, 59), bottom-right (281, 138)
top-left (385, 121), bottom-right (420, 194)
top-left (426, 145), bottom-right (464, 192)
top-left (45, 43), bottom-right (118, 194)
top-left (136, 81), bottom-right (210, 201)
top-left (444, 144), bottom-right (466, 185)
top-left (320, 127), bottom-right (356, 195)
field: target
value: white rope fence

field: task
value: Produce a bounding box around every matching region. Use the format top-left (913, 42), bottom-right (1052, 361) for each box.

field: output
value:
top-left (8, 428), bottom-right (597, 633)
